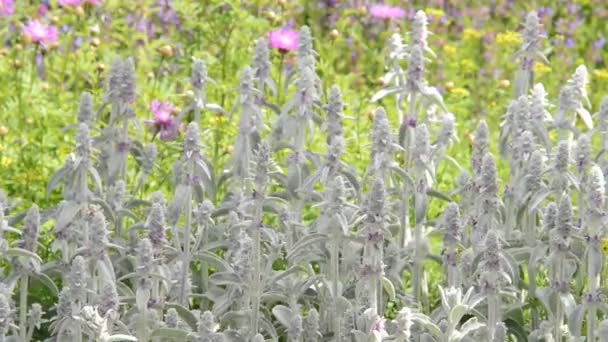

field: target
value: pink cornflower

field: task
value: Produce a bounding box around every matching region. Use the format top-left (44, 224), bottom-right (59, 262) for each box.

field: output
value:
top-left (369, 4), bottom-right (406, 20)
top-left (58, 0), bottom-right (102, 5)
top-left (22, 20), bottom-right (59, 48)
top-left (58, 0), bottom-right (84, 6)
top-left (269, 29), bottom-right (299, 53)
top-left (146, 100), bottom-right (179, 141)
top-left (0, 0), bottom-right (14, 17)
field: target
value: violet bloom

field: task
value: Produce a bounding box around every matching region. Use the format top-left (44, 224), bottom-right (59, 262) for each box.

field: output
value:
top-left (0, 0), bottom-right (14, 16)
top-left (269, 29), bottom-right (299, 53)
top-left (146, 100), bottom-right (179, 141)
top-left (22, 20), bottom-right (59, 48)
top-left (369, 3), bottom-right (406, 20)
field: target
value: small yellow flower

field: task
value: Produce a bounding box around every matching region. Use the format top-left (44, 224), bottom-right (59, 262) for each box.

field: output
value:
top-left (602, 238), bottom-right (608, 255)
top-left (496, 31), bottom-right (523, 47)
top-left (593, 69), bottom-right (608, 81)
top-left (1, 156), bottom-right (12, 167)
top-left (535, 63), bottom-right (552, 77)
top-left (426, 8), bottom-right (445, 20)
top-left (450, 87), bottom-right (470, 98)
top-left (463, 28), bottom-right (482, 41)
top-left (459, 59), bottom-right (477, 74)
top-left (443, 44), bottom-right (456, 57)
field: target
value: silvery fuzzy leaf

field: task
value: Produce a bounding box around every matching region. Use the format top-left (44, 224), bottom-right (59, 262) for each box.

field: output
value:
top-left (371, 86), bottom-right (402, 102)
top-left (165, 303), bottom-right (198, 331)
top-left (414, 192), bottom-right (428, 223)
top-left (561, 293), bottom-right (577, 317)
top-left (568, 304), bottom-right (585, 338)
top-left (259, 316), bottom-right (279, 341)
top-left (54, 201), bottom-right (82, 232)
top-left (448, 304), bottom-right (470, 328)
top-left (33, 272), bottom-right (59, 296)
top-left (205, 103), bottom-right (224, 113)
top-left (105, 334), bottom-right (138, 341)
top-left (427, 189), bottom-right (452, 202)
top-left (194, 252), bottom-right (232, 272)
top-left (47, 164), bottom-right (72, 198)
top-left (419, 86), bottom-right (448, 113)
top-left (88, 167), bottom-right (104, 196)
top-left (382, 276), bottom-right (396, 302)
top-left (135, 287), bottom-right (150, 312)
top-left (272, 305), bottom-right (294, 329)
top-left (286, 233), bottom-right (326, 262)
top-left (576, 107), bottom-right (593, 130)
top-left (5, 247), bottom-right (42, 263)
top-left (528, 189), bottom-right (552, 213)
top-left (457, 317), bottom-right (485, 339)
top-left (587, 249), bottom-right (603, 278)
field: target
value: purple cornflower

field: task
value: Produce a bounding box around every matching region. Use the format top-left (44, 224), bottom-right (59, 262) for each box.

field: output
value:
top-left (146, 100), bottom-right (179, 141)
top-left (269, 29), bottom-right (299, 53)
top-left (22, 20), bottom-right (59, 48)
top-left (0, 0), bottom-right (14, 16)
top-left (369, 4), bottom-right (406, 20)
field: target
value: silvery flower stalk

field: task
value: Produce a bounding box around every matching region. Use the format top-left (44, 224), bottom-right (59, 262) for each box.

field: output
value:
top-left (303, 308), bottom-right (321, 342)
top-left (549, 141), bottom-right (572, 197)
top-left (170, 123), bottom-right (211, 306)
top-left (595, 97), bottom-right (608, 154)
top-left (529, 83), bottom-right (553, 152)
top-left (361, 178), bottom-right (387, 316)
top-left (514, 12), bottom-right (547, 97)
top-left (232, 66), bottom-right (263, 190)
top-left (103, 57), bottom-right (138, 184)
top-left (554, 66), bottom-right (591, 142)
top-left (0, 291), bottom-right (12, 342)
top-left (574, 133), bottom-right (591, 226)
top-left (548, 196), bottom-right (576, 340)
top-left (135, 238), bottom-right (154, 341)
top-left (18, 205), bottom-right (39, 341)
top-left (472, 153), bottom-right (499, 246)
top-left (411, 123), bottom-right (431, 305)
top-left (471, 121), bottom-right (490, 177)
top-left (194, 200), bottom-right (214, 303)
top-left (314, 177), bottom-right (347, 339)
top-left (85, 205), bottom-right (116, 300)
top-left (441, 203), bottom-right (462, 288)
top-left (249, 143), bottom-right (272, 336)
top-left (68, 255), bottom-right (89, 342)
top-left (252, 37), bottom-right (276, 98)
top-left (134, 142), bottom-right (157, 196)
top-left (477, 231), bottom-right (510, 341)
top-left (599, 320), bottom-right (608, 342)
top-left (583, 165), bottom-right (606, 341)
